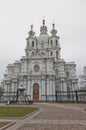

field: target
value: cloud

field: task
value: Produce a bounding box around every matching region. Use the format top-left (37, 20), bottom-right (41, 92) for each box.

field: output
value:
top-left (0, 0), bottom-right (86, 80)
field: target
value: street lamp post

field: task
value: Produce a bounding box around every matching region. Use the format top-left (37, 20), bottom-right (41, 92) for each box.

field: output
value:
top-left (46, 75), bottom-right (48, 102)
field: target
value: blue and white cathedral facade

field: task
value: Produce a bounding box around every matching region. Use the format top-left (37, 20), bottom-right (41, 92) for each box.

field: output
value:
top-left (2, 19), bottom-right (77, 101)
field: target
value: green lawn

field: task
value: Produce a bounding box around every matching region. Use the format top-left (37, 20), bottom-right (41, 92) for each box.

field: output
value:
top-left (0, 122), bottom-right (10, 128)
top-left (0, 107), bottom-right (38, 117)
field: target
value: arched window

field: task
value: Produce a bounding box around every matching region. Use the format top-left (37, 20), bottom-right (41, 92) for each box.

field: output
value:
top-left (32, 52), bottom-right (34, 55)
top-left (67, 85), bottom-right (70, 91)
top-left (56, 51), bottom-right (58, 59)
top-left (51, 51), bottom-right (53, 56)
top-left (27, 41), bottom-right (29, 48)
top-left (36, 41), bottom-right (37, 47)
top-left (55, 86), bottom-right (58, 92)
top-left (55, 69), bottom-right (58, 76)
top-left (55, 85), bottom-right (59, 92)
top-left (51, 40), bottom-right (52, 46)
top-left (26, 52), bottom-right (28, 56)
top-left (56, 39), bottom-right (58, 46)
top-left (41, 52), bottom-right (44, 55)
top-left (32, 41), bottom-right (34, 47)
top-left (66, 71), bottom-right (69, 78)
top-left (41, 43), bottom-right (44, 49)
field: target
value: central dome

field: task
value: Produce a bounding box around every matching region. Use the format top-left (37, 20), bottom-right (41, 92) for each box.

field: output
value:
top-left (37, 33), bottom-right (49, 43)
top-left (37, 19), bottom-right (49, 43)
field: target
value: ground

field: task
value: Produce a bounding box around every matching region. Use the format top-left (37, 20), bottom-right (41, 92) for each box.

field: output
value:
top-left (0, 103), bottom-right (86, 130)
top-left (0, 106), bottom-right (38, 117)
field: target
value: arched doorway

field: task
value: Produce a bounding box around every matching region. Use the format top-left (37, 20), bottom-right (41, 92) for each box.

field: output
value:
top-left (33, 83), bottom-right (39, 100)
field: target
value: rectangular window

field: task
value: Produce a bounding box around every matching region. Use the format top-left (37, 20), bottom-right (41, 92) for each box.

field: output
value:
top-left (32, 41), bottom-right (34, 47)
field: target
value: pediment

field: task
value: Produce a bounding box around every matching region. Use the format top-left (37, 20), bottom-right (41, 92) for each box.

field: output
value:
top-left (32, 52), bottom-right (43, 58)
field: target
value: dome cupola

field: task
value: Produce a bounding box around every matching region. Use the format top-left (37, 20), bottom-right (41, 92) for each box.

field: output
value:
top-left (28, 25), bottom-right (35, 37)
top-left (50, 23), bottom-right (57, 36)
top-left (40, 19), bottom-right (48, 34)
top-left (37, 19), bottom-right (49, 44)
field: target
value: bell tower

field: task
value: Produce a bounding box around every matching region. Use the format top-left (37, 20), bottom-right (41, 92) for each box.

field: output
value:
top-left (25, 25), bottom-right (37, 56)
top-left (49, 23), bottom-right (61, 60)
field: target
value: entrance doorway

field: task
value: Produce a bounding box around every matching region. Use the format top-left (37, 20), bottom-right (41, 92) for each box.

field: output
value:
top-left (33, 83), bottom-right (39, 100)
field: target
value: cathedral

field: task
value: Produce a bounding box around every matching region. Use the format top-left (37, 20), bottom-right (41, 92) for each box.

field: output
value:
top-left (3, 19), bottom-right (77, 101)
top-left (78, 66), bottom-right (86, 90)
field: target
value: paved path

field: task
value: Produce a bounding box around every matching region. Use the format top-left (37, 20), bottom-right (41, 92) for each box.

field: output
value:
top-left (0, 103), bottom-right (86, 130)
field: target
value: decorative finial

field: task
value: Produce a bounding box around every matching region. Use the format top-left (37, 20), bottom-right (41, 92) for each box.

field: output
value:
top-left (42, 16), bottom-right (45, 26)
top-left (52, 19), bottom-right (55, 29)
top-left (31, 25), bottom-right (33, 31)
top-left (43, 16), bottom-right (45, 19)
top-left (50, 22), bottom-right (57, 36)
top-left (52, 23), bottom-right (55, 30)
top-left (43, 19), bottom-right (45, 26)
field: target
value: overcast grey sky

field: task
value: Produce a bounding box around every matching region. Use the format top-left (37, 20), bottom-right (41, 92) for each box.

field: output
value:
top-left (0, 0), bottom-right (86, 81)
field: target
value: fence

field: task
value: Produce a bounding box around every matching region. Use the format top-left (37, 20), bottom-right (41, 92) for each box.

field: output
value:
top-left (0, 91), bottom-right (33, 105)
top-left (0, 90), bottom-right (86, 103)
top-left (55, 90), bottom-right (86, 103)
top-left (0, 92), bottom-right (18, 103)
